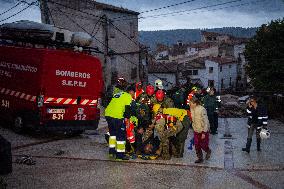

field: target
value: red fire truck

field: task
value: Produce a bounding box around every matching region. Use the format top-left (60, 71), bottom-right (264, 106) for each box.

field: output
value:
top-left (0, 45), bottom-right (104, 133)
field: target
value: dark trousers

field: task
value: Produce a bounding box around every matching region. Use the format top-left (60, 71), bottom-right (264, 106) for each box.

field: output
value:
top-left (171, 115), bottom-right (191, 157)
top-left (105, 116), bottom-right (126, 158)
top-left (248, 124), bottom-right (261, 139)
top-left (214, 112), bottom-right (218, 130)
top-left (208, 113), bottom-right (218, 133)
top-left (194, 132), bottom-right (210, 154)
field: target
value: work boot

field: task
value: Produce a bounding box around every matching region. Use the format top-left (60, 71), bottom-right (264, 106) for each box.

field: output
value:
top-left (194, 151), bottom-right (203, 163)
top-left (242, 138), bottom-right (252, 153)
top-left (115, 154), bottom-right (129, 161)
top-left (205, 149), bottom-right (211, 160)
top-left (257, 138), bottom-right (261, 151)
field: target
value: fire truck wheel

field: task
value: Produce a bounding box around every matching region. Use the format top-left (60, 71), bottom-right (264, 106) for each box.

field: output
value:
top-left (14, 116), bottom-right (24, 133)
top-left (70, 130), bottom-right (84, 136)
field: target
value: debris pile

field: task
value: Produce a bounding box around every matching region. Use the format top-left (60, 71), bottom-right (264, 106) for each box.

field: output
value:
top-left (218, 94), bottom-right (246, 118)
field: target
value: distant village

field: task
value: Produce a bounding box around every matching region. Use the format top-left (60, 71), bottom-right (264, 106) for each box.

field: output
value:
top-left (147, 31), bottom-right (249, 92)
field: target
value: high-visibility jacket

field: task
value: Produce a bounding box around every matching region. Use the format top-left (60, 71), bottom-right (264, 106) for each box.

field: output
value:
top-left (246, 105), bottom-right (268, 129)
top-left (105, 92), bottom-right (132, 119)
top-left (125, 116), bottom-right (138, 144)
top-left (135, 90), bottom-right (144, 100)
top-left (186, 91), bottom-right (195, 105)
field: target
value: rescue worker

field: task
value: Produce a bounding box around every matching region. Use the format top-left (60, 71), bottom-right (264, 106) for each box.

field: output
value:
top-left (134, 85), bottom-right (156, 154)
top-left (113, 77), bottom-right (127, 95)
top-left (189, 96), bottom-right (211, 163)
top-left (163, 107), bottom-right (191, 158)
top-left (154, 79), bottom-right (164, 91)
top-left (125, 116), bottom-right (138, 154)
top-left (242, 96), bottom-right (268, 153)
top-left (153, 89), bottom-right (175, 109)
top-left (203, 87), bottom-right (219, 135)
top-left (104, 77), bottom-right (127, 107)
top-left (172, 86), bottom-right (187, 109)
top-left (137, 85), bottom-right (156, 107)
top-left (134, 82), bottom-right (144, 100)
top-left (186, 86), bottom-right (198, 106)
top-left (151, 104), bottom-right (183, 160)
top-left (105, 86), bottom-right (134, 160)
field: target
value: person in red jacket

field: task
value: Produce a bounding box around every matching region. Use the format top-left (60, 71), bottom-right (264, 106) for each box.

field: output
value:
top-left (134, 82), bottom-right (144, 100)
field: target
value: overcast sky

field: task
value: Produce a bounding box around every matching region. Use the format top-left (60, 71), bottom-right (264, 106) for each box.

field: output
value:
top-left (0, 0), bottom-right (283, 30)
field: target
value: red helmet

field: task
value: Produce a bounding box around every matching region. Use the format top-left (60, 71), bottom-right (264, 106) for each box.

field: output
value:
top-left (155, 90), bottom-right (165, 101)
top-left (146, 85), bottom-right (155, 96)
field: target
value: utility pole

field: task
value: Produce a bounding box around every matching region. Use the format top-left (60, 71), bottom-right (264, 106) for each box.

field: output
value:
top-left (102, 15), bottom-right (110, 87)
top-left (102, 15), bottom-right (109, 57)
top-left (40, 0), bottom-right (51, 24)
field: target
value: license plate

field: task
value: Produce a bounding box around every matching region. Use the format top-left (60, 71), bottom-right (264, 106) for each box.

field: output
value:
top-left (47, 109), bottom-right (65, 114)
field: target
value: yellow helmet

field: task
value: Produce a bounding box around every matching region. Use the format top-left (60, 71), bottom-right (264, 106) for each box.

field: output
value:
top-left (152, 104), bottom-right (161, 114)
top-left (192, 86), bottom-right (198, 92)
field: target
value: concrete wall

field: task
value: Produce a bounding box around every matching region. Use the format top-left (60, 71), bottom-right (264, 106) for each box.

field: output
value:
top-left (41, 0), bottom-right (140, 90)
top-left (218, 63), bottom-right (238, 91)
top-left (204, 60), bottom-right (219, 90)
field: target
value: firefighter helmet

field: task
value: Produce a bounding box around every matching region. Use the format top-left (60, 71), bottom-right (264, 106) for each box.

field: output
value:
top-left (155, 90), bottom-right (165, 101)
top-left (146, 85), bottom-right (155, 96)
top-left (117, 77), bottom-right (126, 85)
top-left (117, 77), bottom-right (127, 89)
top-left (155, 79), bottom-right (163, 90)
top-left (260, 128), bottom-right (270, 139)
top-left (192, 86), bottom-right (198, 92)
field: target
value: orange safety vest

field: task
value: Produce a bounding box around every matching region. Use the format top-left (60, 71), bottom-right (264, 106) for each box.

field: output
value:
top-left (186, 91), bottom-right (195, 105)
top-left (135, 90), bottom-right (144, 100)
top-left (125, 119), bottom-right (135, 144)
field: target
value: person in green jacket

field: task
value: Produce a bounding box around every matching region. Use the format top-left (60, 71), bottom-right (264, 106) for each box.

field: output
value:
top-left (203, 87), bottom-right (219, 135)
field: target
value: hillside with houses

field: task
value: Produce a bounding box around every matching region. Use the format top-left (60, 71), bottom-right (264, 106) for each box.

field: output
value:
top-left (139, 27), bottom-right (257, 50)
top-left (147, 31), bottom-right (249, 92)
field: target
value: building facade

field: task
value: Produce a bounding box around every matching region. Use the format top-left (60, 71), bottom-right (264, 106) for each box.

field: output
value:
top-left (40, 0), bottom-right (140, 91)
top-left (204, 57), bottom-right (238, 92)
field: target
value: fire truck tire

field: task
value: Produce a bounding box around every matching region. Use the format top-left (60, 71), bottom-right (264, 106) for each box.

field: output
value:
top-left (71, 130), bottom-right (84, 136)
top-left (13, 116), bottom-right (24, 133)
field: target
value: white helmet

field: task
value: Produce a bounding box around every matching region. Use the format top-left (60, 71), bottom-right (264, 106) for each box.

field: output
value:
top-left (260, 128), bottom-right (270, 139)
top-left (155, 79), bottom-right (163, 90)
top-left (206, 87), bottom-right (210, 93)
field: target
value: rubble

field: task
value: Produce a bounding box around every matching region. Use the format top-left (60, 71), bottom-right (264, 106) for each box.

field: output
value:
top-left (218, 94), bottom-right (246, 118)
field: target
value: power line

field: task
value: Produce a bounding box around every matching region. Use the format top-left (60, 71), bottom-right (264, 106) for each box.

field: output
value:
top-left (140, 0), bottom-right (199, 14)
top-left (175, 0), bottom-right (267, 17)
top-left (109, 21), bottom-right (139, 47)
top-left (91, 16), bottom-right (103, 37)
top-left (117, 0), bottom-right (245, 21)
top-left (0, 1), bottom-right (22, 16)
top-left (0, 1), bottom-right (38, 23)
top-left (140, 0), bottom-right (244, 20)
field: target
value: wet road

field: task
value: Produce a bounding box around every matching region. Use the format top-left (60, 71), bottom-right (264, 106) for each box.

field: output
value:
top-left (1, 118), bottom-right (283, 189)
